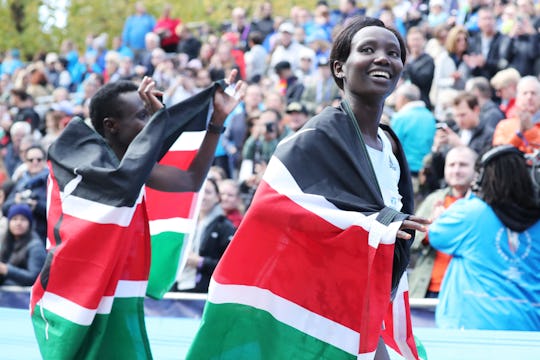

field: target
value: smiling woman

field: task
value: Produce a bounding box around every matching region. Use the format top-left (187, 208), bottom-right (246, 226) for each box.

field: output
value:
top-left (186, 16), bottom-right (429, 360)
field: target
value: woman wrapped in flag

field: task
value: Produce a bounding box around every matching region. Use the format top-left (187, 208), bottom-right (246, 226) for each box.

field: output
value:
top-left (188, 17), bottom-right (430, 360)
top-left (30, 72), bottom-right (246, 359)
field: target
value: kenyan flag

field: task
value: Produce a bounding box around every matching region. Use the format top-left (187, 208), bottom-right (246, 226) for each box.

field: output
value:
top-left (187, 105), bottom-right (419, 359)
top-left (30, 83), bottom-right (221, 358)
top-left (146, 130), bottom-right (205, 299)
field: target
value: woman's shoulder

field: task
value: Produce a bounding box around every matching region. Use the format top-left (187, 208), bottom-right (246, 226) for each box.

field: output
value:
top-left (300, 105), bottom-right (352, 136)
top-left (448, 195), bottom-right (488, 214)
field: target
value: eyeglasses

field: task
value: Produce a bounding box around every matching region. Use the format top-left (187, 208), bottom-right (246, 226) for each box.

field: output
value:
top-left (26, 158), bottom-right (43, 163)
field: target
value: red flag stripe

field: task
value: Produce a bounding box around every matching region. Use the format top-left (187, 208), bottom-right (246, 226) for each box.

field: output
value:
top-left (214, 179), bottom-right (396, 333)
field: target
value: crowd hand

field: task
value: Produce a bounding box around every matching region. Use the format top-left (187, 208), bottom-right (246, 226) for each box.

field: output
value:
top-left (0, 261), bottom-right (7, 275)
top-left (450, 71), bottom-right (462, 81)
top-left (186, 251), bottom-right (202, 268)
top-left (463, 54), bottom-right (485, 68)
top-left (212, 69), bottom-right (247, 126)
top-left (432, 128), bottom-right (448, 151)
top-left (518, 110), bottom-right (534, 132)
top-left (138, 76), bottom-right (164, 115)
top-left (397, 215), bottom-right (431, 240)
top-left (444, 126), bottom-right (462, 147)
top-left (431, 199), bottom-right (446, 220)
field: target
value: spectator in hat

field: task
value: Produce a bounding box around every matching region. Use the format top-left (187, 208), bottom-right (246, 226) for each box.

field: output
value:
top-left (285, 101), bottom-right (309, 132)
top-left (0, 203), bottom-right (46, 286)
top-left (300, 57), bottom-right (341, 115)
top-left (295, 47), bottom-right (316, 81)
top-left (274, 60), bottom-right (304, 104)
top-left (269, 22), bottom-right (314, 75)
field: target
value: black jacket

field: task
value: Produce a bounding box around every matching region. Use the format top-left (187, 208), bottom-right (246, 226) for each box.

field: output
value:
top-left (191, 215), bottom-right (236, 293)
top-left (467, 31), bottom-right (506, 79)
top-left (402, 53), bottom-right (435, 109)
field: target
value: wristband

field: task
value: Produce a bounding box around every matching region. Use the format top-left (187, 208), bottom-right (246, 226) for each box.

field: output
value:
top-left (207, 122), bottom-right (226, 134)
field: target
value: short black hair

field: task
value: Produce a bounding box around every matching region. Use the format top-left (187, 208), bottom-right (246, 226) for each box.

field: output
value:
top-left (10, 88), bottom-right (31, 101)
top-left (24, 144), bottom-right (46, 159)
top-left (89, 80), bottom-right (138, 136)
top-left (329, 16), bottom-right (406, 90)
top-left (479, 148), bottom-right (535, 208)
top-left (248, 31), bottom-right (263, 45)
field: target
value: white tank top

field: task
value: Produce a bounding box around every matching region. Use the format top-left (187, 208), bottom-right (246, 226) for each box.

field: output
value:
top-left (366, 128), bottom-right (403, 211)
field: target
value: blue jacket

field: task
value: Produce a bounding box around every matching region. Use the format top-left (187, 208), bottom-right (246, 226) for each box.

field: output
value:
top-left (429, 196), bottom-right (540, 330)
top-left (391, 101), bottom-right (436, 173)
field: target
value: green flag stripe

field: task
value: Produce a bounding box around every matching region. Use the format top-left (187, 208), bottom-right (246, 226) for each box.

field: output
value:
top-left (188, 302), bottom-right (356, 360)
top-left (208, 281), bottom-right (359, 355)
top-left (147, 231), bottom-right (187, 298)
top-left (33, 297), bottom-right (151, 359)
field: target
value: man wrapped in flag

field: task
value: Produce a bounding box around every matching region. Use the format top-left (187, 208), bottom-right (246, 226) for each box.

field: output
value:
top-left (187, 17), bottom-right (429, 360)
top-left (30, 73), bottom-right (246, 359)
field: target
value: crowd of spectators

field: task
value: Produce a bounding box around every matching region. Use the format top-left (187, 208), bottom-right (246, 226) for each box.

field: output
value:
top-left (0, 0), bottom-right (539, 329)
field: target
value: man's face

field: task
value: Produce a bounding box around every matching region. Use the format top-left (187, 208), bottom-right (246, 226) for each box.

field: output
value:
top-left (288, 111), bottom-right (308, 131)
top-left (478, 10), bottom-right (495, 34)
top-left (406, 32), bottom-right (425, 55)
top-left (113, 92), bottom-right (149, 150)
top-left (444, 149), bottom-right (476, 190)
top-left (452, 100), bottom-right (479, 130)
top-left (516, 80), bottom-right (540, 114)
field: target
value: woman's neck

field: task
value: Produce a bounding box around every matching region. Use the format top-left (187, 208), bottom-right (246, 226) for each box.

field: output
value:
top-left (345, 93), bottom-right (384, 144)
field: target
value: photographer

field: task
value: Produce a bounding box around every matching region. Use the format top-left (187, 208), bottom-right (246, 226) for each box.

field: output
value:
top-left (242, 108), bottom-right (281, 167)
top-left (2, 145), bottom-right (48, 243)
top-left (240, 109), bottom-right (282, 208)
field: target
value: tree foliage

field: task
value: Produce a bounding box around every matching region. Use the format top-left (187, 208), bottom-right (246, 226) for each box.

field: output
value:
top-left (0, 0), bottom-right (316, 59)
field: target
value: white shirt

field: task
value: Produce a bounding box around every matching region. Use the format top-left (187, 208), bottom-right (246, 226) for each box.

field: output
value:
top-left (366, 128), bottom-right (403, 211)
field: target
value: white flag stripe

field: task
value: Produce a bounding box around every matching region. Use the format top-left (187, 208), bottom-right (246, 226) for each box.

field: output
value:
top-left (114, 280), bottom-right (148, 298)
top-left (60, 189), bottom-right (143, 226)
top-left (169, 131), bottom-right (206, 151)
top-left (357, 351), bottom-right (377, 360)
top-left (208, 279), bottom-right (359, 356)
top-left (40, 292), bottom-right (96, 326)
top-left (149, 217), bottom-right (195, 236)
top-left (96, 296), bottom-right (114, 314)
top-left (264, 158), bottom-right (399, 244)
top-left (39, 280), bottom-right (148, 326)
top-left (391, 274), bottom-right (417, 360)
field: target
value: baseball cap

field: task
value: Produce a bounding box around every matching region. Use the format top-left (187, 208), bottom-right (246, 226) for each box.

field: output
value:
top-left (286, 102), bottom-right (308, 115)
top-left (278, 22), bottom-right (295, 34)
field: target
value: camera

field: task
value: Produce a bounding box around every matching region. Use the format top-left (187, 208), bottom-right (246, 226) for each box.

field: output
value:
top-left (436, 122), bottom-right (448, 130)
top-left (19, 189), bottom-right (33, 203)
top-left (265, 122), bottom-right (275, 133)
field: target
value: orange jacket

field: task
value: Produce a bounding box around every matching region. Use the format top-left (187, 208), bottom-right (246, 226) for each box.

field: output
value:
top-left (492, 117), bottom-right (540, 153)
